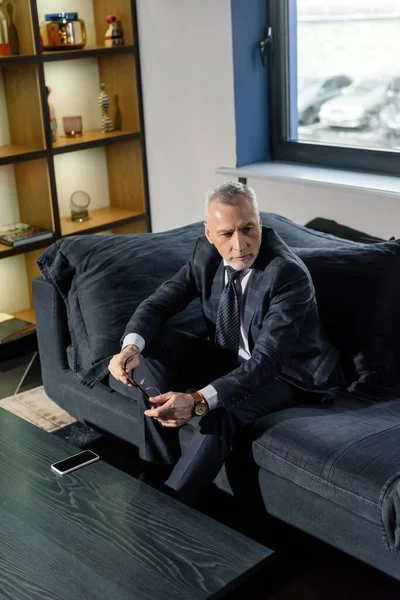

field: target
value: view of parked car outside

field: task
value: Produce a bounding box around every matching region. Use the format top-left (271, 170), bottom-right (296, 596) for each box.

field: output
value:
top-left (294, 0), bottom-right (400, 151)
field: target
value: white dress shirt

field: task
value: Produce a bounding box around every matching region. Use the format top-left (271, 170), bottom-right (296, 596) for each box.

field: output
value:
top-left (122, 261), bottom-right (253, 411)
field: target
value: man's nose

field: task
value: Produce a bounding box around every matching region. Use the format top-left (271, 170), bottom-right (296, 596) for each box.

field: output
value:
top-left (232, 231), bottom-right (246, 251)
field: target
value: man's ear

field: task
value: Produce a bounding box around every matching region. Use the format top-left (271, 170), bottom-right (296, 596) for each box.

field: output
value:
top-left (204, 221), bottom-right (214, 245)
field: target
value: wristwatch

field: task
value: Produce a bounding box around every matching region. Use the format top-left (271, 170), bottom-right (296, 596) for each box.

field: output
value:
top-left (191, 391), bottom-right (209, 417)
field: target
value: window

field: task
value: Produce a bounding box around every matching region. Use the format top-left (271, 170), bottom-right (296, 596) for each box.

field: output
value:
top-left (268, 0), bottom-right (400, 175)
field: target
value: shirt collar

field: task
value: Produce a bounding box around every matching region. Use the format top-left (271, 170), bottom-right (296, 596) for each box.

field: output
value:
top-left (223, 259), bottom-right (251, 277)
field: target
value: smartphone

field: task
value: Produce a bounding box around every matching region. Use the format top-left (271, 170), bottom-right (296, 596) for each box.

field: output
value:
top-left (51, 450), bottom-right (99, 475)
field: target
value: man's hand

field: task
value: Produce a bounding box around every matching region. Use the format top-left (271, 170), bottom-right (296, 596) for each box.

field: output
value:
top-left (144, 392), bottom-right (194, 427)
top-left (108, 344), bottom-right (140, 386)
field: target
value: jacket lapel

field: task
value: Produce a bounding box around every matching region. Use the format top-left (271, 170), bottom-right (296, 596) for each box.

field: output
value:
top-left (242, 231), bottom-right (272, 341)
top-left (211, 260), bottom-right (225, 316)
top-left (242, 269), bottom-right (265, 340)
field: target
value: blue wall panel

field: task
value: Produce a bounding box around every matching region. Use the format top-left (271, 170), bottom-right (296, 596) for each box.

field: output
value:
top-left (231, 0), bottom-right (269, 166)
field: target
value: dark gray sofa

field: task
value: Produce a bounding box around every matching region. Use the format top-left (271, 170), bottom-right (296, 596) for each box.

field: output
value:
top-left (33, 212), bottom-right (400, 580)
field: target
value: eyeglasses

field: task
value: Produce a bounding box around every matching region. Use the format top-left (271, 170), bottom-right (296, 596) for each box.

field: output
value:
top-left (123, 357), bottom-right (160, 407)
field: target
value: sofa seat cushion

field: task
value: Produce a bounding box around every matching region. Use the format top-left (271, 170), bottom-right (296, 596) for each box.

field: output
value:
top-left (252, 393), bottom-right (400, 527)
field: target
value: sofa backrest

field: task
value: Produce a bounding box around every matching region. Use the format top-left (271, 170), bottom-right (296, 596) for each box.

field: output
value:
top-left (296, 243), bottom-right (400, 397)
top-left (37, 212), bottom-right (400, 397)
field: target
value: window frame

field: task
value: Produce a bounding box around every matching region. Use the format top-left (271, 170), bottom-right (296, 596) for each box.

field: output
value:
top-left (267, 0), bottom-right (400, 177)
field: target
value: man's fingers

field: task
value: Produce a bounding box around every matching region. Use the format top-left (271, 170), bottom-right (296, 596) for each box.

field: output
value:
top-left (108, 364), bottom-right (134, 387)
top-left (144, 409), bottom-right (158, 417)
top-left (119, 373), bottom-right (133, 387)
top-left (144, 400), bottom-right (173, 419)
top-left (124, 354), bottom-right (137, 369)
top-left (148, 394), bottom-right (169, 405)
top-left (153, 402), bottom-right (173, 418)
top-left (108, 350), bottom-right (139, 381)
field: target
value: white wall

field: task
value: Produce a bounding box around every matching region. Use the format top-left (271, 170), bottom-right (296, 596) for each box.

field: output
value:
top-left (249, 179), bottom-right (400, 239)
top-left (137, 1), bottom-right (400, 239)
top-left (136, 0), bottom-right (236, 231)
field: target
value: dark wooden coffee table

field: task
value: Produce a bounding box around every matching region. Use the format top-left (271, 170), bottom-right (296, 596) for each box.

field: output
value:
top-left (0, 409), bottom-right (274, 599)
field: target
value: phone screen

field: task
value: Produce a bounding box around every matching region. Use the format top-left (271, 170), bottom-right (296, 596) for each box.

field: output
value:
top-left (51, 450), bottom-right (99, 474)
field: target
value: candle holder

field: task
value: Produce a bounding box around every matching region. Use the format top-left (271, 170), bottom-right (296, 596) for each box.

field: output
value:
top-left (63, 115), bottom-right (83, 137)
top-left (70, 190), bottom-right (90, 222)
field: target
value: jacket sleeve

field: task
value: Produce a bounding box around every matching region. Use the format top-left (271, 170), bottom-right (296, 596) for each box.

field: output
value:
top-left (211, 260), bottom-right (315, 410)
top-left (121, 243), bottom-right (201, 348)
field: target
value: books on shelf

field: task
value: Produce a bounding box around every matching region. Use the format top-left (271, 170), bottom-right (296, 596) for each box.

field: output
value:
top-left (0, 313), bottom-right (35, 344)
top-left (0, 222), bottom-right (53, 248)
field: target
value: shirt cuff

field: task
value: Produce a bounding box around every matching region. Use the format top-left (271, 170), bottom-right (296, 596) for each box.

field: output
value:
top-left (122, 333), bottom-right (145, 353)
top-left (198, 384), bottom-right (221, 411)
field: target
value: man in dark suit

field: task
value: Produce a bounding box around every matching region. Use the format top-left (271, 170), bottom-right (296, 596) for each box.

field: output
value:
top-left (108, 181), bottom-right (339, 503)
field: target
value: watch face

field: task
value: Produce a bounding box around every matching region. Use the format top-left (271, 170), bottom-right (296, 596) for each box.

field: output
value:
top-left (195, 402), bottom-right (208, 417)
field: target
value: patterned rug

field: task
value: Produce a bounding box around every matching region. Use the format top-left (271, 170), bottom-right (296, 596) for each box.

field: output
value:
top-left (0, 385), bottom-right (76, 433)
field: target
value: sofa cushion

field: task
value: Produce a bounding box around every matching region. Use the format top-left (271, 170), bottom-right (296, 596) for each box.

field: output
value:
top-left (37, 213), bottom-right (353, 386)
top-left (305, 217), bottom-right (385, 244)
top-left (37, 222), bottom-right (205, 385)
top-left (252, 393), bottom-right (400, 542)
top-left (296, 239), bottom-right (400, 397)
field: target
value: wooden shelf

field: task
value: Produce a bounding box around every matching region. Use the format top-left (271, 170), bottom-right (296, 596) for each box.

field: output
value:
top-left (0, 235), bottom-right (55, 258)
top-left (0, 1), bottom-right (150, 321)
top-left (60, 208), bottom-right (145, 236)
top-left (14, 307), bottom-right (36, 324)
top-left (0, 242), bottom-right (10, 254)
top-left (0, 145), bottom-right (45, 165)
top-left (52, 130), bottom-right (140, 154)
top-left (0, 55), bottom-right (38, 66)
top-left (43, 45), bottom-right (135, 62)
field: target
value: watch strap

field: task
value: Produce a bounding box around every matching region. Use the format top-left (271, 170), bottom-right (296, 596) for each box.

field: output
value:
top-left (191, 391), bottom-right (209, 416)
top-left (191, 391), bottom-right (207, 405)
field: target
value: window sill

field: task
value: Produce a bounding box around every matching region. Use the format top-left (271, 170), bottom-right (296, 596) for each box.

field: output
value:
top-left (216, 163), bottom-right (400, 200)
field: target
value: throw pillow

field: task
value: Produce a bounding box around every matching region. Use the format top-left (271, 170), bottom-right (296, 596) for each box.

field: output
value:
top-left (296, 240), bottom-right (400, 398)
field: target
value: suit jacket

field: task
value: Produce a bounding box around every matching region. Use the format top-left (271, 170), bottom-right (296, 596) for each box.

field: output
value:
top-left (123, 226), bottom-right (339, 410)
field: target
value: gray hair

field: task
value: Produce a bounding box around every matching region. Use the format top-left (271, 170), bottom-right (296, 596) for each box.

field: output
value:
top-left (204, 181), bottom-right (259, 217)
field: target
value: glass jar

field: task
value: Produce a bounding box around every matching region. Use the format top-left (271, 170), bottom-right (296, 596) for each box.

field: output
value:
top-left (40, 13), bottom-right (87, 51)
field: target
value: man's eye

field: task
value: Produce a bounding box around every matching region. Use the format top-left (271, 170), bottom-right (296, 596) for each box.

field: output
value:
top-left (242, 227), bottom-right (251, 233)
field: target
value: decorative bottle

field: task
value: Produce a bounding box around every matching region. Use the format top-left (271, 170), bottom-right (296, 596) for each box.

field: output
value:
top-left (0, 0), bottom-right (9, 56)
top-left (104, 14), bottom-right (124, 47)
top-left (98, 83), bottom-right (114, 133)
top-left (46, 86), bottom-right (58, 142)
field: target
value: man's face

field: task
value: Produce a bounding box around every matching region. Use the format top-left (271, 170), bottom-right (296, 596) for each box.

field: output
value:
top-left (204, 196), bottom-right (262, 270)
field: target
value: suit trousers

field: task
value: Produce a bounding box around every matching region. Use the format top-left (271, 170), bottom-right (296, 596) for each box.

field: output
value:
top-left (110, 326), bottom-right (296, 504)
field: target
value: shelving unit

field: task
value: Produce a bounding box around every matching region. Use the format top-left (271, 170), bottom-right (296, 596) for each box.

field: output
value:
top-left (0, 0), bottom-right (150, 322)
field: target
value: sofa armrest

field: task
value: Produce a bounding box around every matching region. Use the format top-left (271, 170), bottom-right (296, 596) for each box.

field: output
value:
top-left (33, 276), bottom-right (71, 373)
